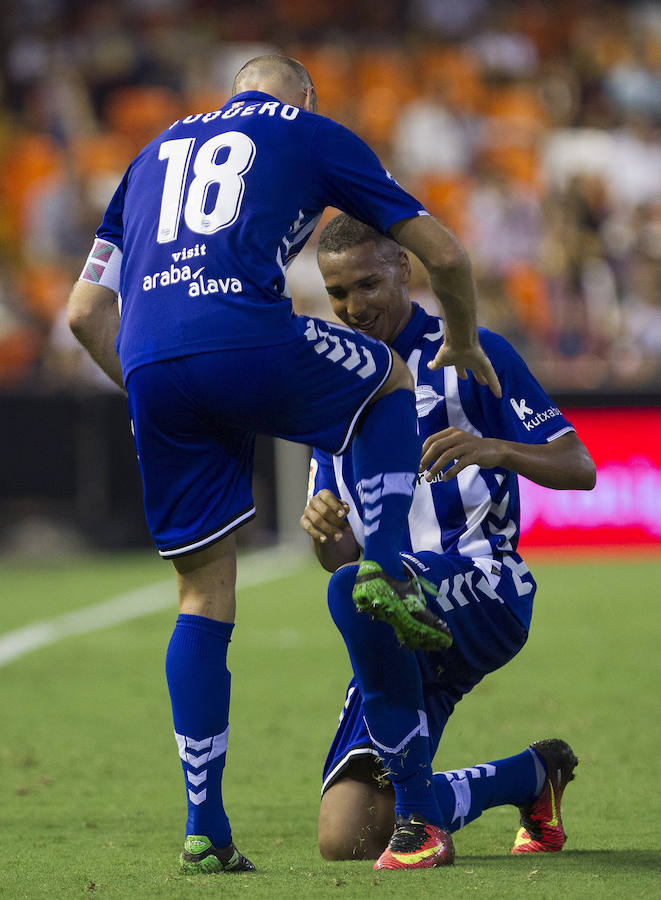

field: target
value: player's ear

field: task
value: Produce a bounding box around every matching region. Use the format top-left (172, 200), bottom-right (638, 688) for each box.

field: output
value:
top-left (399, 249), bottom-right (411, 284)
top-left (304, 85), bottom-right (317, 113)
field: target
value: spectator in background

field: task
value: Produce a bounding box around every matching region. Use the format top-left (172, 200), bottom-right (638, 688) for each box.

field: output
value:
top-left (0, 0), bottom-right (660, 392)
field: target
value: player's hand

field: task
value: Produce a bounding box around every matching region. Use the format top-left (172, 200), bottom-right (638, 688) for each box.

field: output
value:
top-left (420, 427), bottom-right (504, 481)
top-left (300, 489), bottom-right (353, 544)
top-left (428, 342), bottom-right (502, 398)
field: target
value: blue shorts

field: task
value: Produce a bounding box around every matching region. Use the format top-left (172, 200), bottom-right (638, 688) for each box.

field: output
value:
top-left (125, 315), bottom-right (392, 557)
top-left (321, 551), bottom-right (535, 794)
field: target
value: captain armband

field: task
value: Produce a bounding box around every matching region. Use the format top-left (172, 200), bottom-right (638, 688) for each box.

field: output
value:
top-left (79, 238), bottom-right (123, 292)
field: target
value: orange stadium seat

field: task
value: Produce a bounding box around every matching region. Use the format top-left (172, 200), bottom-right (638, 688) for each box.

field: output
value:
top-left (104, 86), bottom-right (183, 153)
top-left (484, 84), bottom-right (548, 131)
top-left (413, 47), bottom-right (486, 112)
top-left (410, 173), bottom-right (474, 240)
top-left (353, 49), bottom-right (418, 146)
top-left (19, 264), bottom-right (73, 327)
top-left (301, 45), bottom-right (355, 121)
top-left (480, 85), bottom-right (547, 185)
top-left (505, 262), bottom-right (553, 338)
top-left (0, 133), bottom-right (65, 234)
top-left (184, 89), bottom-right (227, 117)
top-left (71, 133), bottom-right (134, 178)
top-left (0, 325), bottom-right (41, 386)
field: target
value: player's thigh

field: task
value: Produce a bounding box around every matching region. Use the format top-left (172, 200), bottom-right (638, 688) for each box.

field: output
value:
top-left (273, 316), bottom-right (396, 454)
top-left (403, 551), bottom-right (533, 674)
top-left (401, 551), bottom-right (534, 750)
top-left (319, 760), bottom-right (394, 861)
top-left (127, 360), bottom-right (256, 559)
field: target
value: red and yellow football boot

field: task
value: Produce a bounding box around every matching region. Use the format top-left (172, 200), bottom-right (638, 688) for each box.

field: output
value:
top-left (511, 738), bottom-right (578, 854)
top-left (374, 814), bottom-right (455, 870)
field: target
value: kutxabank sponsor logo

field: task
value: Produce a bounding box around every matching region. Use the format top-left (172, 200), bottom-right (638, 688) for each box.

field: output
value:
top-left (510, 397), bottom-right (562, 431)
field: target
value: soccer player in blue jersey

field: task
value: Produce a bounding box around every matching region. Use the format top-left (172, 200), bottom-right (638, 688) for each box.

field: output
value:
top-left (301, 214), bottom-right (596, 870)
top-left (67, 55), bottom-right (503, 873)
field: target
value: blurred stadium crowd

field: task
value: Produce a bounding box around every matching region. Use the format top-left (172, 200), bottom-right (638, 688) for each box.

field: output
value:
top-left (1, 0), bottom-right (660, 394)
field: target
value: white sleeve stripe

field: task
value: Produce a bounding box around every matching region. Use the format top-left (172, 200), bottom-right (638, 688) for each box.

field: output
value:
top-left (545, 426), bottom-right (575, 442)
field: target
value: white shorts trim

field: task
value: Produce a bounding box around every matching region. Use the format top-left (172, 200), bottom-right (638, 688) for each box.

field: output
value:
top-left (334, 348), bottom-right (393, 456)
top-left (321, 746), bottom-right (381, 797)
top-left (159, 506), bottom-right (256, 558)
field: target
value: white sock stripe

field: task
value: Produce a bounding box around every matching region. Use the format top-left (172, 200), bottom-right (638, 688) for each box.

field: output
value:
top-left (364, 709), bottom-right (428, 755)
top-left (186, 769), bottom-right (207, 786)
top-left (363, 504), bottom-right (383, 522)
top-left (186, 736), bottom-right (212, 751)
top-left (188, 788), bottom-right (207, 805)
top-left (382, 472), bottom-right (416, 496)
top-left (359, 474), bottom-right (383, 491)
top-left (448, 776), bottom-right (471, 824)
top-left (443, 763), bottom-right (496, 781)
top-left (363, 521), bottom-right (380, 536)
top-left (357, 473), bottom-right (416, 504)
top-left (360, 487), bottom-right (382, 505)
top-left (174, 726), bottom-right (230, 768)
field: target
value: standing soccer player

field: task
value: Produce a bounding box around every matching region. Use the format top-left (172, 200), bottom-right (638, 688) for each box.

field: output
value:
top-left (301, 214), bottom-right (596, 870)
top-left (67, 56), bottom-right (501, 872)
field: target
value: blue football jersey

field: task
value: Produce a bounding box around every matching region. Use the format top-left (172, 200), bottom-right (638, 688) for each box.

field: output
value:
top-left (96, 91), bottom-right (427, 378)
top-left (310, 305), bottom-right (575, 560)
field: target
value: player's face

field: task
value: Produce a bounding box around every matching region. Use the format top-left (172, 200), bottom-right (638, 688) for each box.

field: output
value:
top-left (318, 240), bottom-right (412, 345)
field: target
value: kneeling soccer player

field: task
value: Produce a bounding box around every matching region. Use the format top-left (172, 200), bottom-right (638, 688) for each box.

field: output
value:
top-left (300, 214), bottom-right (596, 869)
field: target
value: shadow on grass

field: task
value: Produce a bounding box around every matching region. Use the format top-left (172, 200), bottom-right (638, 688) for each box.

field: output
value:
top-left (462, 849), bottom-right (661, 874)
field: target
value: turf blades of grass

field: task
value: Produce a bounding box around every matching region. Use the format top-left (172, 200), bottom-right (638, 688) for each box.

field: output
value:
top-left (1, 553), bottom-right (660, 898)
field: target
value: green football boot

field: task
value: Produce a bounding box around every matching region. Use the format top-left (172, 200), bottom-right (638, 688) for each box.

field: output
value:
top-left (352, 560), bottom-right (452, 652)
top-left (180, 835), bottom-right (255, 874)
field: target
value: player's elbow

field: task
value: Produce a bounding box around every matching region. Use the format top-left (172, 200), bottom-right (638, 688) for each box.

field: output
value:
top-left (67, 286), bottom-right (92, 341)
top-left (569, 453), bottom-right (597, 491)
top-left (579, 459), bottom-right (597, 491)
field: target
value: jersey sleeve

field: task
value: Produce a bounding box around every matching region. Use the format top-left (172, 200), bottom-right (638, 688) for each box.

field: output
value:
top-left (307, 448), bottom-right (339, 502)
top-left (311, 118), bottom-right (427, 232)
top-left (476, 331), bottom-right (575, 444)
top-left (96, 165), bottom-right (131, 251)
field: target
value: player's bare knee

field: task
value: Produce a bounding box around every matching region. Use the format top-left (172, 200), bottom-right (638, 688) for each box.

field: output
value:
top-left (318, 828), bottom-right (350, 861)
top-left (318, 824), bottom-right (379, 861)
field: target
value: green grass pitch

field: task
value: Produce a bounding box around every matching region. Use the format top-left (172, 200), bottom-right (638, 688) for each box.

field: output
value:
top-left (1, 550), bottom-right (660, 898)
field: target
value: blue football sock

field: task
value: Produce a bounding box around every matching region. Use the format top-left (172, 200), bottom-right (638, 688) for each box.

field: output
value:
top-left (165, 613), bottom-right (235, 848)
top-left (433, 747), bottom-right (545, 832)
top-left (352, 389), bottom-right (420, 579)
top-left (328, 566), bottom-right (444, 827)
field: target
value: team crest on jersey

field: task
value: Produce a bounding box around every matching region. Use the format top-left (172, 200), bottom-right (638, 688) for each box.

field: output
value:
top-left (415, 384), bottom-right (444, 417)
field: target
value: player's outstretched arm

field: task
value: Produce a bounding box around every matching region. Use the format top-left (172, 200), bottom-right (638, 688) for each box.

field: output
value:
top-left (420, 428), bottom-right (596, 491)
top-left (388, 216), bottom-right (501, 398)
top-left (67, 280), bottom-right (125, 391)
top-left (300, 489), bottom-right (361, 572)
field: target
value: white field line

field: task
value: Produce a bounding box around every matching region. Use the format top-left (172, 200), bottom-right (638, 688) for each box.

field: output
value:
top-left (0, 545), bottom-right (307, 668)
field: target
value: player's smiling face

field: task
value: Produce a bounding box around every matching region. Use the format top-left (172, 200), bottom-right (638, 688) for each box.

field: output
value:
top-left (318, 239), bottom-right (413, 345)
